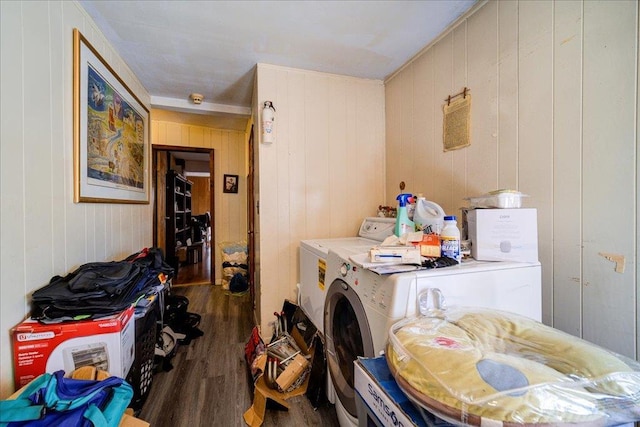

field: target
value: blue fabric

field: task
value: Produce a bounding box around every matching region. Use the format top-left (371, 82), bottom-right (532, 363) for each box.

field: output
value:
top-left (0, 371), bottom-right (132, 427)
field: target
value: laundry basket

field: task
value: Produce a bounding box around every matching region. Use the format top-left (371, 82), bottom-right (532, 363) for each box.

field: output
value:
top-left (126, 295), bottom-right (160, 411)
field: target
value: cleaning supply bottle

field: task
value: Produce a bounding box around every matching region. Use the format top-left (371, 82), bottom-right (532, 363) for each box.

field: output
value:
top-left (394, 193), bottom-right (415, 237)
top-left (440, 215), bottom-right (461, 263)
top-left (413, 195), bottom-right (446, 234)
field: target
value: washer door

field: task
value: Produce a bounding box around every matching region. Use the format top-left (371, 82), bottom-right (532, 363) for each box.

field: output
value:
top-left (324, 278), bottom-right (374, 417)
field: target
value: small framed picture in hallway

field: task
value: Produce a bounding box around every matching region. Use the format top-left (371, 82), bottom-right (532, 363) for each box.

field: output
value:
top-left (223, 174), bottom-right (238, 194)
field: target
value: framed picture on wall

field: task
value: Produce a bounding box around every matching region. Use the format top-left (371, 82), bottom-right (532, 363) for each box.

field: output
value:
top-left (223, 174), bottom-right (239, 194)
top-left (73, 28), bottom-right (150, 203)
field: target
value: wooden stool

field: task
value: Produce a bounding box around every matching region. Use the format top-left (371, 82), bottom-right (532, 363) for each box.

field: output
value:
top-left (186, 241), bottom-right (204, 264)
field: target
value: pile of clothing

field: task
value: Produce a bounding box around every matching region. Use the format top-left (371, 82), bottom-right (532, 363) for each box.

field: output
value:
top-left (219, 241), bottom-right (248, 292)
top-left (31, 247), bottom-right (174, 322)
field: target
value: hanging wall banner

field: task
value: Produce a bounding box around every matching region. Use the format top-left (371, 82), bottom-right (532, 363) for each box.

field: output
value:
top-left (443, 90), bottom-right (471, 152)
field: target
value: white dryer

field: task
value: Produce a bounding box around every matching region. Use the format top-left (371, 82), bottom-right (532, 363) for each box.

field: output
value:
top-left (298, 217), bottom-right (394, 335)
top-left (323, 246), bottom-right (541, 427)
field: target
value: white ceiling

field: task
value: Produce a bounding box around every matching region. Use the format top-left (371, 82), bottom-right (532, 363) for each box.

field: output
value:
top-left (80, 0), bottom-right (476, 130)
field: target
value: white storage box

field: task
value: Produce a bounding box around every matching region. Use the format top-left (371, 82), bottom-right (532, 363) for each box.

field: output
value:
top-left (467, 208), bottom-right (538, 262)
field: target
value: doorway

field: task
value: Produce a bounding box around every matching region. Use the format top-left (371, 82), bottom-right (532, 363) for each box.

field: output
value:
top-left (153, 146), bottom-right (215, 285)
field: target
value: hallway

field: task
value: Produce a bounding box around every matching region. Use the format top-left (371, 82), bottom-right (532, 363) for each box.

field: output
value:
top-left (137, 284), bottom-right (339, 426)
top-left (175, 245), bottom-right (213, 286)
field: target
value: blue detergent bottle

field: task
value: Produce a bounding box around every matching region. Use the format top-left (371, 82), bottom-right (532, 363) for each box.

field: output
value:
top-left (394, 193), bottom-right (415, 237)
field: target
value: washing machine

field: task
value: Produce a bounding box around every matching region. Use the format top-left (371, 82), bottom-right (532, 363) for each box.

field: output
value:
top-left (323, 246), bottom-right (541, 427)
top-left (298, 217), bottom-right (395, 335)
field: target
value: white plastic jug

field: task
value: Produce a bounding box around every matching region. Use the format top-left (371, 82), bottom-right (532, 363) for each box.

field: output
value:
top-left (413, 197), bottom-right (445, 234)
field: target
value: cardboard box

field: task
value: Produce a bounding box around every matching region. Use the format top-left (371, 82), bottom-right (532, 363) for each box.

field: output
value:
top-left (243, 351), bottom-right (311, 427)
top-left (467, 208), bottom-right (538, 262)
top-left (12, 306), bottom-right (135, 389)
top-left (414, 234), bottom-right (441, 258)
top-left (243, 306), bottom-right (316, 427)
top-left (275, 353), bottom-right (309, 391)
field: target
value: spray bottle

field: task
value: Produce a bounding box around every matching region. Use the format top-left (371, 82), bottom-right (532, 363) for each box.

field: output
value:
top-left (394, 193), bottom-right (415, 237)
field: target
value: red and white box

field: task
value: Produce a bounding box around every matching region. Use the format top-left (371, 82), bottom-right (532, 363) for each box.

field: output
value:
top-left (12, 306), bottom-right (135, 389)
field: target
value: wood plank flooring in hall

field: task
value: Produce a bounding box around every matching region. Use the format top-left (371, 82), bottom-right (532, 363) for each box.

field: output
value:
top-left (137, 282), bottom-right (340, 427)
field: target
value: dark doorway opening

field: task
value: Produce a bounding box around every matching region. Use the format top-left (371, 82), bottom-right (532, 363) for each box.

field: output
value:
top-left (152, 146), bottom-right (215, 285)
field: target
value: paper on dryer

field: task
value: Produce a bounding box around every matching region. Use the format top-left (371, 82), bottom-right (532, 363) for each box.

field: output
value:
top-left (368, 264), bottom-right (423, 275)
top-left (349, 252), bottom-right (396, 269)
top-left (349, 252), bottom-right (423, 274)
top-left (369, 246), bottom-right (421, 265)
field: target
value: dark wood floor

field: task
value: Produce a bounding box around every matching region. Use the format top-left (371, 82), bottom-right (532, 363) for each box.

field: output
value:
top-left (137, 283), bottom-right (339, 426)
top-left (175, 245), bottom-right (212, 285)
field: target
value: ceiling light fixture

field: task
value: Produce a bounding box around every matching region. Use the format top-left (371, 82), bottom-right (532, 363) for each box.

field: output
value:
top-left (190, 93), bottom-right (204, 104)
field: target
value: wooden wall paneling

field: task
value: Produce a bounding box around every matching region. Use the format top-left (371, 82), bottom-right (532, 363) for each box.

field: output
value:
top-left (582, 1), bottom-right (637, 357)
top-left (23, 1), bottom-right (55, 290)
top-left (256, 64), bottom-right (385, 335)
top-left (345, 83), bottom-right (362, 225)
top-left (431, 33), bottom-right (454, 213)
top-left (88, 204), bottom-right (99, 261)
top-left (273, 70), bottom-right (295, 301)
top-left (422, 51), bottom-right (438, 201)
top-left (385, 74), bottom-right (403, 204)
top-left (328, 78), bottom-right (350, 235)
top-left (181, 126), bottom-right (190, 147)
top-left (153, 121), bottom-right (164, 145)
top-left (552, 0), bottom-right (583, 336)
top-left (517, 1), bottom-right (554, 326)
top-left (412, 52), bottom-right (433, 198)
top-left (203, 127), bottom-right (212, 148)
top-left (50, 2), bottom-right (67, 275)
top-left (497, 0), bottom-right (519, 191)
top-left (304, 72), bottom-right (331, 239)
top-left (62, 3), bottom-right (88, 270)
top-left (399, 63), bottom-right (416, 195)
top-left (288, 72), bottom-right (306, 293)
top-left (229, 133), bottom-right (242, 240)
top-left (257, 64), bottom-right (280, 333)
top-left (166, 122), bottom-right (182, 146)
top-left (219, 132), bottom-right (230, 244)
top-left (451, 21), bottom-right (469, 211)
top-left (189, 126), bottom-right (204, 147)
top-left (357, 80), bottom-right (386, 221)
top-left (467, 2), bottom-right (499, 200)
top-left (191, 177), bottom-right (210, 215)
top-left (0, 5), bottom-right (28, 397)
top-left (212, 129), bottom-right (223, 283)
top-left (94, 205), bottom-right (107, 263)
top-left (637, 0), bottom-right (640, 362)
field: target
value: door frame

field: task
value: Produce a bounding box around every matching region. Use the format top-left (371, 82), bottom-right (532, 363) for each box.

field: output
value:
top-left (152, 145), bottom-right (215, 284)
top-left (247, 126), bottom-right (256, 306)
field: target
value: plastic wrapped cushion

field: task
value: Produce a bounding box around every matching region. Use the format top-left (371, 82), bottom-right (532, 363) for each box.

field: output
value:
top-left (386, 308), bottom-right (640, 426)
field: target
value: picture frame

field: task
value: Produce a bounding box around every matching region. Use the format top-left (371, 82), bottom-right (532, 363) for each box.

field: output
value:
top-left (73, 28), bottom-right (150, 203)
top-left (223, 174), bottom-right (239, 194)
